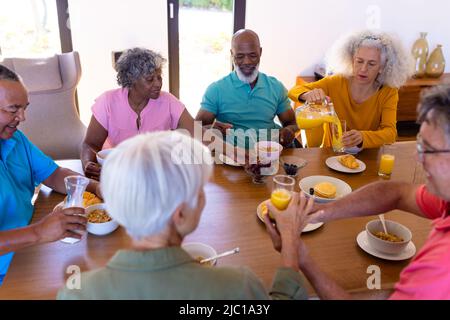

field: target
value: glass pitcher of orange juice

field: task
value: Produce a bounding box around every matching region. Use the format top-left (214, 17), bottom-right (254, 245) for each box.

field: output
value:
top-left (295, 101), bottom-right (344, 152)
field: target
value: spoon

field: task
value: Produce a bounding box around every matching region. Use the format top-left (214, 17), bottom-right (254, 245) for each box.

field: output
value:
top-left (200, 247), bottom-right (240, 264)
top-left (379, 214), bottom-right (388, 234)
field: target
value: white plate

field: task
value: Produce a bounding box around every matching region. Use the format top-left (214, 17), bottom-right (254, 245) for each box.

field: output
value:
top-left (256, 200), bottom-right (324, 233)
top-left (218, 153), bottom-right (243, 167)
top-left (325, 156), bottom-right (366, 173)
top-left (299, 175), bottom-right (352, 203)
top-left (356, 231), bottom-right (416, 261)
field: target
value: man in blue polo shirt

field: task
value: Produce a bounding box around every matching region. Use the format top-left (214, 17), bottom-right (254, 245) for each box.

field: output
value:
top-left (0, 65), bottom-right (100, 285)
top-left (196, 29), bottom-right (298, 149)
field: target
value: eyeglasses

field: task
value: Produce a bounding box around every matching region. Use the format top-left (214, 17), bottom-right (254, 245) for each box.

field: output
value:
top-left (416, 134), bottom-right (450, 162)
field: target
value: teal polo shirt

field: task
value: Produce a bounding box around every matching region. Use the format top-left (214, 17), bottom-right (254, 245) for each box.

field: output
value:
top-left (0, 130), bottom-right (57, 285)
top-left (200, 71), bottom-right (291, 148)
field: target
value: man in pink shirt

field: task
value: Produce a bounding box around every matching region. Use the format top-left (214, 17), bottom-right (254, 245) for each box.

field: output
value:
top-left (263, 84), bottom-right (450, 299)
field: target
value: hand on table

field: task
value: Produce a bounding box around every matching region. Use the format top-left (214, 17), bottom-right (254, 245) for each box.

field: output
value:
top-left (279, 127), bottom-right (295, 147)
top-left (342, 130), bottom-right (363, 148)
top-left (212, 121), bottom-right (233, 136)
top-left (84, 161), bottom-right (101, 181)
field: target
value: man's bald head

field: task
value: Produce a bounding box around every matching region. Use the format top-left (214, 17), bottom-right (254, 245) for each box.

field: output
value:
top-left (232, 29), bottom-right (261, 51)
top-left (230, 29), bottom-right (262, 83)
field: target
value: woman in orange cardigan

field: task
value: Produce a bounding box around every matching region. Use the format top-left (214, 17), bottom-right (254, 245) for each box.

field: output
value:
top-left (289, 30), bottom-right (413, 149)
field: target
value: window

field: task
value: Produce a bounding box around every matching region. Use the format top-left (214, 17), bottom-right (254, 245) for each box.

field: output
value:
top-left (0, 0), bottom-right (61, 58)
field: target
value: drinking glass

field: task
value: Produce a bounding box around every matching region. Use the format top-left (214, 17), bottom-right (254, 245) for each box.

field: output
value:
top-left (61, 175), bottom-right (89, 244)
top-left (270, 175), bottom-right (295, 211)
top-left (331, 120), bottom-right (346, 153)
top-left (378, 144), bottom-right (396, 178)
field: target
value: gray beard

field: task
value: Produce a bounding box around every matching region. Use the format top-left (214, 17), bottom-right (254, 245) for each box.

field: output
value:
top-left (234, 63), bottom-right (259, 84)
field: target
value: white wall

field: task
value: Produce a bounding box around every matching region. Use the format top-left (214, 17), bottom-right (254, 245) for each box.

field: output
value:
top-left (68, 0), bottom-right (450, 122)
top-left (246, 0), bottom-right (450, 89)
top-left (68, 0), bottom-right (168, 124)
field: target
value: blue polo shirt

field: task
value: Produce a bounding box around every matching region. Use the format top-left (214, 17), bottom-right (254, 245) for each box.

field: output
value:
top-left (0, 130), bottom-right (57, 285)
top-left (200, 71), bottom-right (291, 148)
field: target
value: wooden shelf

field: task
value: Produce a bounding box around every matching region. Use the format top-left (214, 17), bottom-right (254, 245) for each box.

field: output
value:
top-left (402, 74), bottom-right (450, 86)
top-left (398, 73), bottom-right (450, 121)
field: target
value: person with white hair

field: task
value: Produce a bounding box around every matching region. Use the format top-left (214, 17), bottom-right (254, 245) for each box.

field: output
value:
top-left (289, 30), bottom-right (414, 149)
top-left (267, 85), bottom-right (450, 299)
top-left (57, 131), bottom-right (308, 299)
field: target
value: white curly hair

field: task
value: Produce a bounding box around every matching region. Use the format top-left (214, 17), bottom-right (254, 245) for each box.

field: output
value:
top-left (326, 30), bottom-right (414, 89)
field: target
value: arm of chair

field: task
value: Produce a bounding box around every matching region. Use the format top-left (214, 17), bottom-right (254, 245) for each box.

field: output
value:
top-left (58, 51), bottom-right (81, 91)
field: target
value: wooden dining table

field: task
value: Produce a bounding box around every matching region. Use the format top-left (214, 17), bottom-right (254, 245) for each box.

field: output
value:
top-left (0, 141), bottom-right (431, 299)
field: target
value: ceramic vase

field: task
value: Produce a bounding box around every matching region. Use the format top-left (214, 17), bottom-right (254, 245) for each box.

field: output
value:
top-left (411, 32), bottom-right (429, 58)
top-left (411, 32), bottom-right (429, 78)
top-left (426, 45), bottom-right (445, 78)
top-left (413, 55), bottom-right (427, 78)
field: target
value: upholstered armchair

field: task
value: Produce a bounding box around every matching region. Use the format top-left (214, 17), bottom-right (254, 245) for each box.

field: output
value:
top-left (2, 52), bottom-right (86, 159)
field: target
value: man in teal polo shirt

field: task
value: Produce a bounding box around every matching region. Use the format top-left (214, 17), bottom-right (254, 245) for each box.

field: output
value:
top-left (0, 65), bottom-right (100, 285)
top-left (196, 29), bottom-right (298, 149)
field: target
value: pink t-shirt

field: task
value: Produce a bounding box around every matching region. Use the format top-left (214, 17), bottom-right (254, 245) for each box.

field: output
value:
top-left (92, 88), bottom-right (185, 148)
top-left (390, 185), bottom-right (450, 300)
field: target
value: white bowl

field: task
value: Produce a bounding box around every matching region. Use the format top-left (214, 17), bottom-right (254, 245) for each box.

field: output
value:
top-left (254, 141), bottom-right (283, 162)
top-left (85, 203), bottom-right (119, 236)
top-left (299, 175), bottom-right (352, 203)
top-left (182, 242), bottom-right (217, 266)
top-left (366, 219), bottom-right (412, 255)
top-left (96, 148), bottom-right (113, 166)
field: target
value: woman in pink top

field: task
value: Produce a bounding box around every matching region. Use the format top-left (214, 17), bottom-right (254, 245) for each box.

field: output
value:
top-left (81, 48), bottom-right (197, 180)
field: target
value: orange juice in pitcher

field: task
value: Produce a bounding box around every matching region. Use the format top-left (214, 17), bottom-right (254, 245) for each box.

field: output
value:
top-left (295, 101), bottom-right (344, 152)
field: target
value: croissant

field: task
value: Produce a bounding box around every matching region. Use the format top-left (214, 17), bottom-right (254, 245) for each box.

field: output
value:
top-left (339, 154), bottom-right (359, 169)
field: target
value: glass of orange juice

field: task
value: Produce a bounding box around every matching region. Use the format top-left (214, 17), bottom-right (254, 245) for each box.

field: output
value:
top-left (331, 119), bottom-right (346, 153)
top-left (271, 175), bottom-right (295, 210)
top-left (378, 144), bottom-right (396, 178)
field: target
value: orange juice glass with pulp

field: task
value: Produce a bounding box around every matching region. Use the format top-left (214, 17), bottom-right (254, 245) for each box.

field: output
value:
top-left (378, 145), bottom-right (396, 177)
top-left (271, 175), bottom-right (295, 211)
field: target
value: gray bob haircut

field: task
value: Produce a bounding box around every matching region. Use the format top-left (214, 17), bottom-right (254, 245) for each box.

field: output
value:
top-left (100, 131), bottom-right (213, 240)
top-left (326, 30), bottom-right (414, 88)
top-left (417, 84), bottom-right (450, 144)
top-left (116, 47), bottom-right (166, 88)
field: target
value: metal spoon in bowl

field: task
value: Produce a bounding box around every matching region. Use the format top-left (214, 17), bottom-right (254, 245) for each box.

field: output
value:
top-left (200, 247), bottom-right (240, 264)
top-left (379, 214), bottom-right (388, 234)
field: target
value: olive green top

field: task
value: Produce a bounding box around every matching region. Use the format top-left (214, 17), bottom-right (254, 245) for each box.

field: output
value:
top-left (57, 247), bottom-right (308, 300)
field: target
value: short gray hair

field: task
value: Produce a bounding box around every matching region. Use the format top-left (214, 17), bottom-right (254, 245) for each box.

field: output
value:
top-left (116, 48), bottom-right (166, 88)
top-left (417, 84), bottom-right (450, 145)
top-left (100, 131), bottom-right (213, 240)
top-left (326, 30), bottom-right (414, 88)
top-left (0, 65), bottom-right (20, 82)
